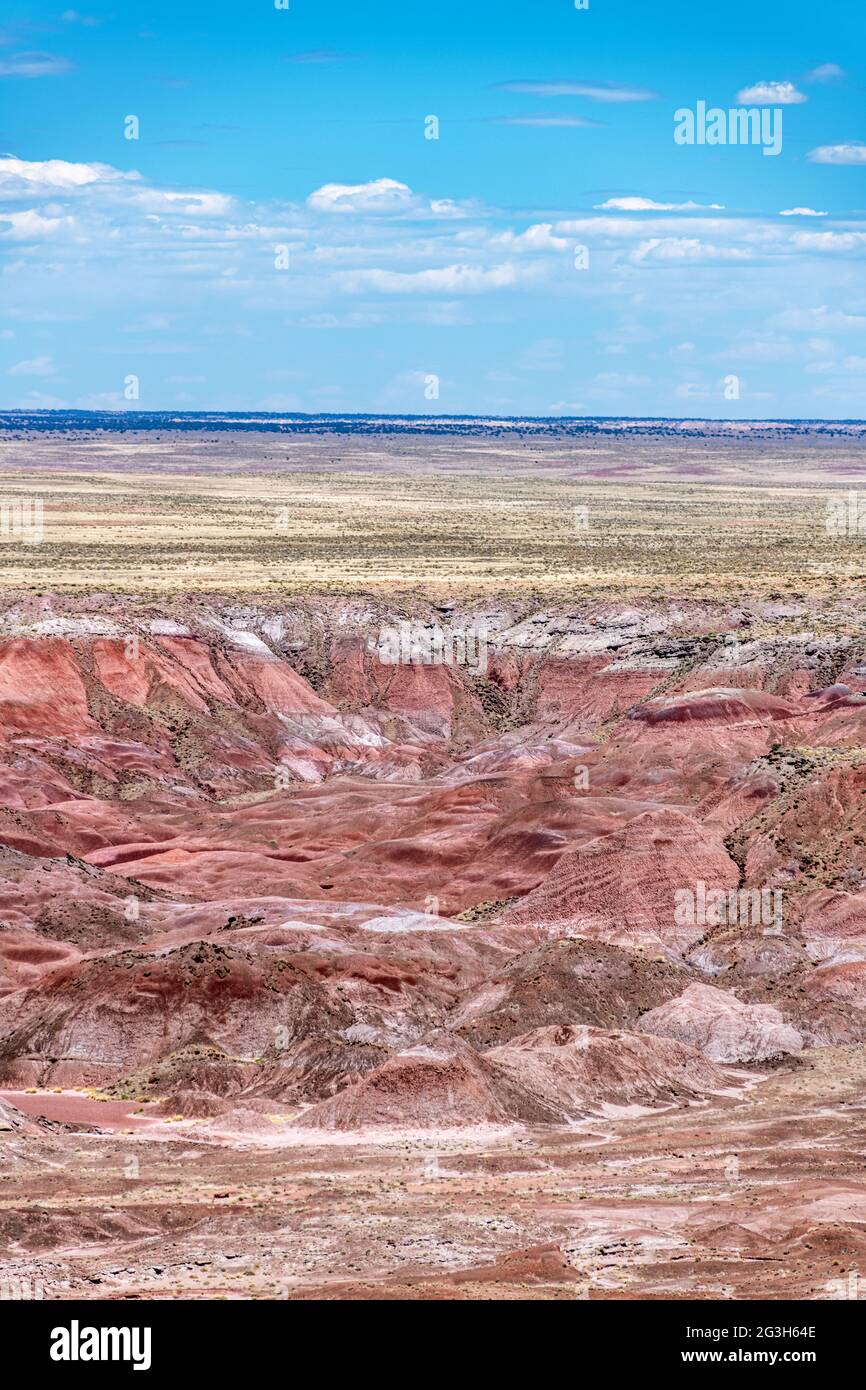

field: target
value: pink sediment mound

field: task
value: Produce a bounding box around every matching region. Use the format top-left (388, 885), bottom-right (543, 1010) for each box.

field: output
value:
top-left (782, 962), bottom-right (866, 1045)
top-left (0, 941), bottom-right (353, 1087)
top-left (632, 687), bottom-right (798, 725)
top-left (447, 937), bottom-right (685, 1048)
top-left (741, 763), bottom-right (866, 889)
top-left (0, 916), bottom-right (516, 1091)
top-left (799, 889), bottom-right (866, 959)
top-left (296, 1023), bottom-right (734, 1130)
top-left (637, 982), bottom-right (803, 1063)
top-left (294, 1034), bottom-right (523, 1130)
top-left (485, 1023), bottom-right (735, 1118)
top-left (502, 807), bottom-right (740, 955)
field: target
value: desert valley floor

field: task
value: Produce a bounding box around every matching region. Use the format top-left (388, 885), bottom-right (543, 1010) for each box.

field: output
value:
top-left (2, 423), bottom-right (866, 1300)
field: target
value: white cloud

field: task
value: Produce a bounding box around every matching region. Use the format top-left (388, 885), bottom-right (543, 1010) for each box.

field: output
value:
top-left (806, 64), bottom-right (846, 83)
top-left (490, 223), bottom-right (570, 251)
top-left (336, 262), bottom-right (534, 294)
top-left (427, 199), bottom-right (468, 219)
top-left (8, 355), bottom-right (56, 377)
top-left (791, 231), bottom-right (866, 252)
top-left (672, 379), bottom-right (776, 402)
top-left (0, 52), bottom-right (74, 78)
top-left (803, 360), bottom-right (835, 374)
top-left (630, 237), bottom-right (750, 264)
top-left (0, 155), bottom-right (132, 197)
top-left (592, 372), bottom-right (650, 387)
top-left (0, 209), bottom-right (70, 238)
top-left (309, 179), bottom-right (410, 214)
top-left (595, 196), bottom-right (724, 212)
top-left (721, 336), bottom-right (797, 363)
top-left (494, 80), bottom-right (658, 102)
top-left (131, 189), bottom-right (233, 216)
top-left (2, 150), bottom-right (865, 414)
top-left (306, 177), bottom-right (465, 219)
top-left (808, 143), bottom-right (866, 165)
top-left (300, 309), bottom-right (386, 329)
top-left (736, 80), bottom-right (806, 105)
top-left (552, 214), bottom-right (737, 240)
top-left (771, 305), bottom-right (866, 331)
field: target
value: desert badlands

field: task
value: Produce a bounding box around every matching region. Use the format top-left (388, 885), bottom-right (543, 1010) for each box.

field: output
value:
top-left (2, 423), bottom-right (866, 1305)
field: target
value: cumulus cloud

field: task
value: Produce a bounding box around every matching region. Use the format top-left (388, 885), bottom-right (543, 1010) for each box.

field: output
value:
top-left (2, 153), bottom-right (865, 414)
top-left (307, 178), bottom-right (465, 218)
top-left (0, 209), bottom-right (70, 238)
top-left (595, 196), bottom-right (724, 212)
top-left (808, 143), bottom-right (866, 165)
top-left (308, 178), bottom-right (413, 215)
top-left (736, 80), bottom-right (806, 105)
top-left (489, 223), bottom-right (570, 251)
top-left (779, 207), bottom-right (827, 217)
top-left (0, 155), bottom-right (134, 197)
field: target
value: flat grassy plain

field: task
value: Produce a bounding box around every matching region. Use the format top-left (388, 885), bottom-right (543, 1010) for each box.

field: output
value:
top-left (0, 428), bottom-right (864, 597)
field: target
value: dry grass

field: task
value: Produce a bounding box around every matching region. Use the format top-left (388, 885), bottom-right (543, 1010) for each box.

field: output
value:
top-left (0, 430), bottom-right (864, 596)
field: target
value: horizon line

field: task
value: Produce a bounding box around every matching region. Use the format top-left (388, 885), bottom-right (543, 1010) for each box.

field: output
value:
top-left (2, 409), bottom-right (865, 426)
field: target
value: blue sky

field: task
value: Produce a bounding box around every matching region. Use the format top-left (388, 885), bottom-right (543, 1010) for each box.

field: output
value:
top-left (1, 0), bottom-right (865, 416)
